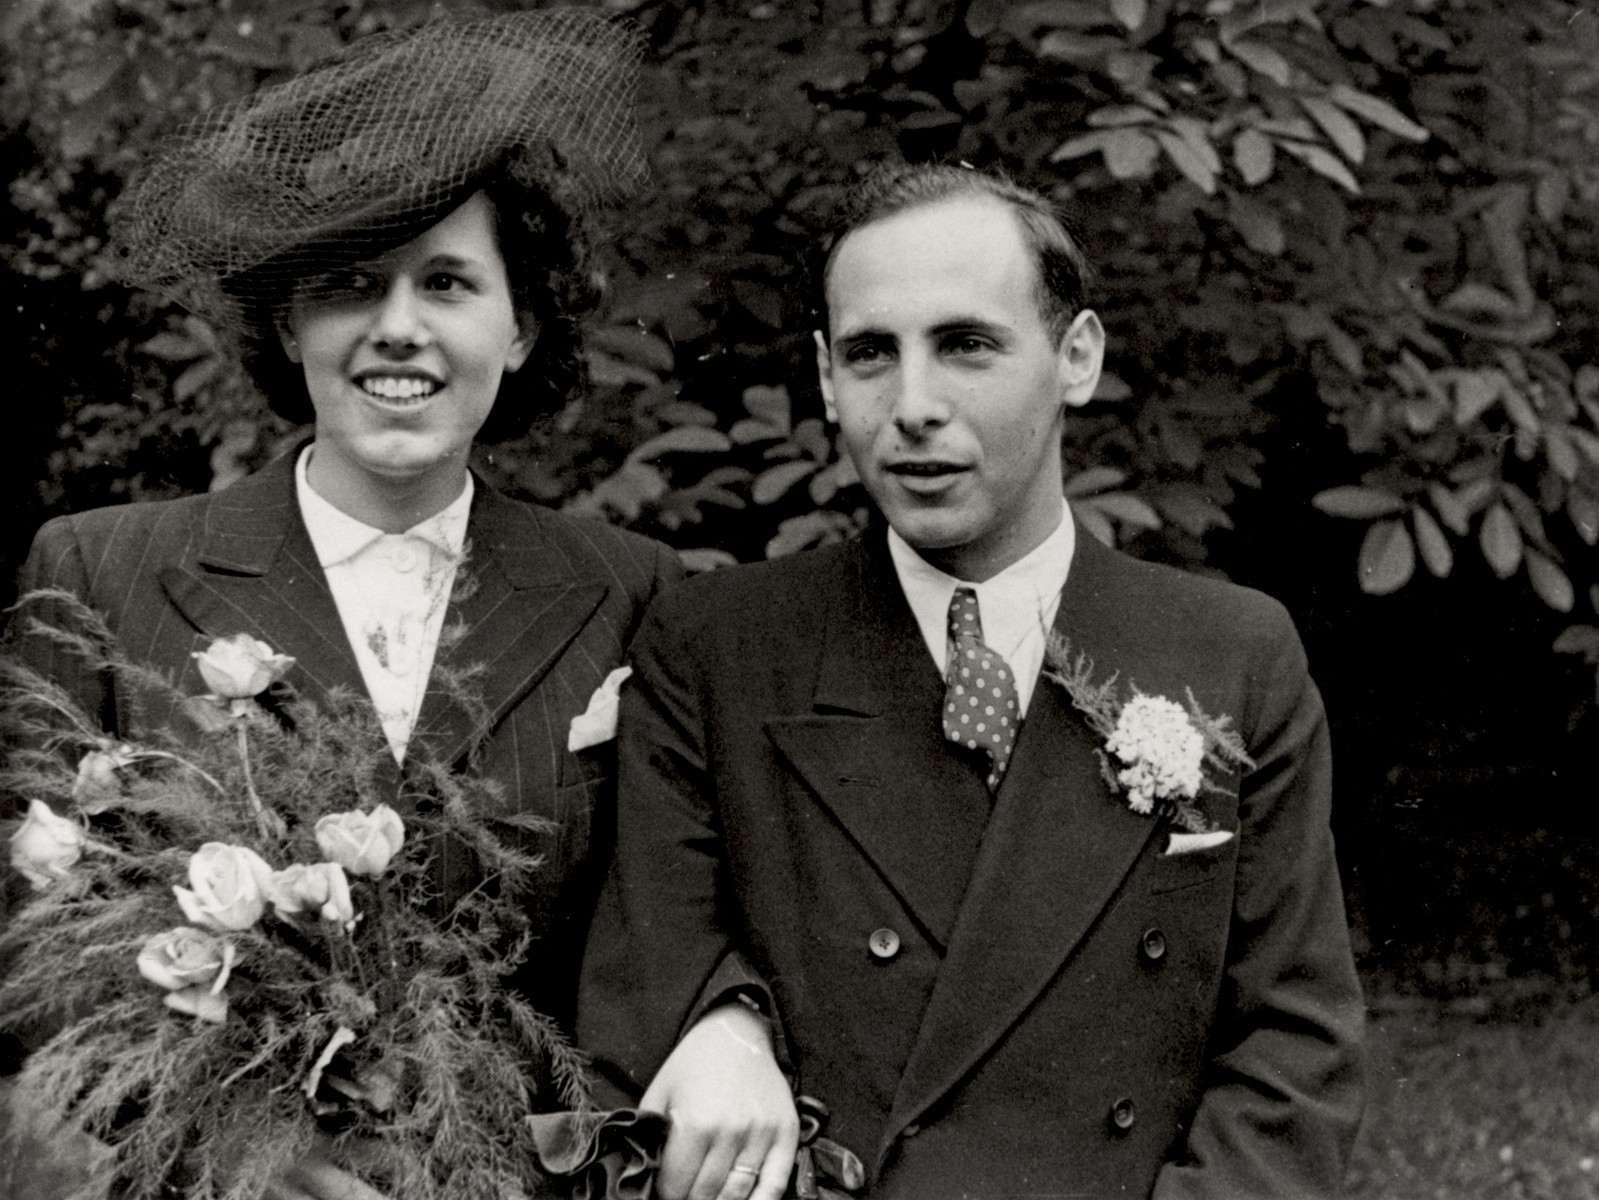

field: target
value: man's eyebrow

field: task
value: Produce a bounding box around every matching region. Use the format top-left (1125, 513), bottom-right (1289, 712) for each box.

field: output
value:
top-left (928, 317), bottom-right (1011, 340)
top-left (831, 326), bottom-right (895, 348)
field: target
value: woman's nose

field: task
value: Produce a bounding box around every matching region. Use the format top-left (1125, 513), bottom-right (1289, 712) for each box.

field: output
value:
top-left (368, 280), bottom-right (429, 352)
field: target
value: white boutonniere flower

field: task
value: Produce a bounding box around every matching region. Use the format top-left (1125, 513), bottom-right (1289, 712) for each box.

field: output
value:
top-left (567, 666), bottom-right (633, 752)
top-left (1042, 633), bottom-right (1254, 835)
top-left (1104, 693), bottom-right (1205, 815)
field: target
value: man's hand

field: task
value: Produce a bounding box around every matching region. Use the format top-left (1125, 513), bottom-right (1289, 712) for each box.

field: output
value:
top-left (642, 1001), bottom-right (800, 1200)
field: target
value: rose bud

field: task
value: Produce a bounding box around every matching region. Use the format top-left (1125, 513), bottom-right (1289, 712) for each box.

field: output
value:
top-left (9, 799), bottom-right (86, 889)
top-left (192, 633), bottom-right (295, 700)
top-left (174, 842), bottom-right (274, 931)
top-left (72, 743), bottom-right (136, 806)
top-left (266, 862), bottom-right (356, 928)
top-left (137, 926), bottom-right (236, 994)
top-left (315, 805), bottom-right (405, 878)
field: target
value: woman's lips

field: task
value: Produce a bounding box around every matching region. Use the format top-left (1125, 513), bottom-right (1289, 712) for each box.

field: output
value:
top-left (357, 374), bottom-right (440, 401)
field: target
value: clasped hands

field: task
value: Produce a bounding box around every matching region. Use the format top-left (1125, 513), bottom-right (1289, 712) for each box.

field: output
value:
top-left (640, 1000), bottom-right (801, 1200)
top-left (265, 1002), bottom-right (798, 1200)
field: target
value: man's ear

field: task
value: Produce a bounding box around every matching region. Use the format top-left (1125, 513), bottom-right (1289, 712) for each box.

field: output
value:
top-left (1056, 309), bottom-right (1105, 409)
top-left (277, 313), bottom-right (301, 364)
top-left (502, 316), bottom-right (539, 375)
top-left (814, 330), bottom-right (839, 423)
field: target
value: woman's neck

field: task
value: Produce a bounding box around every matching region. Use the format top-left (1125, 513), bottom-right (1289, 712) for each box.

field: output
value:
top-left (304, 444), bottom-right (470, 533)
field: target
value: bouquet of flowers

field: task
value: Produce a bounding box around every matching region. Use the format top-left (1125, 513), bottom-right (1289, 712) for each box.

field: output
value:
top-left (2, 591), bottom-right (591, 1200)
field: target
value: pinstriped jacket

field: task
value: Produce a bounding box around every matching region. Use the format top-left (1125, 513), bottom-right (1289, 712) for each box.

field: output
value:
top-left (8, 449), bottom-right (681, 1025)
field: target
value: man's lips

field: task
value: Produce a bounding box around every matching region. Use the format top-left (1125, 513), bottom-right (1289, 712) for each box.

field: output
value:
top-left (883, 460), bottom-right (969, 492)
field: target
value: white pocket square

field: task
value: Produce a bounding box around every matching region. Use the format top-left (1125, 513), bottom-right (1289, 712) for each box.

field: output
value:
top-left (567, 666), bottom-right (633, 753)
top-left (1164, 829), bottom-right (1235, 856)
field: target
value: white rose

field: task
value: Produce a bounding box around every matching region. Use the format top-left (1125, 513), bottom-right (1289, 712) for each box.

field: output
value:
top-left (174, 842), bottom-right (273, 931)
top-left (137, 926), bottom-right (235, 994)
top-left (9, 799), bottom-right (86, 889)
top-left (265, 861), bottom-right (356, 927)
top-left (164, 986), bottom-right (229, 1024)
top-left (192, 633), bottom-right (295, 699)
top-left (72, 744), bottom-right (137, 807)
top-left (314, 805), bottom-right (405, 878)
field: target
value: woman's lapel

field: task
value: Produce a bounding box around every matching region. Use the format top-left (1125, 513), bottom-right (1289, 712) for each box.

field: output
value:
top-left (406, 487), bottom-right (608, 770)
top-left (156, 453), bottom-right (366, 704)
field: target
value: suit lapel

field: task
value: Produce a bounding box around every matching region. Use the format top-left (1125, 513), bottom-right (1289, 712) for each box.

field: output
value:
top-left (157, 452), bottom-right (367, 703)
top-left (764, 535), bottom-right (992, 949)
top-left (886, 523), bottom-right (1161, 1145)
top-left (408, 487), bottom-right (608, 770)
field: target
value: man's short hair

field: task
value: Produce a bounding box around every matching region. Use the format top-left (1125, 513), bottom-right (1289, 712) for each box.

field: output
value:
top-left (811, 162), bottom-right (1093, 344)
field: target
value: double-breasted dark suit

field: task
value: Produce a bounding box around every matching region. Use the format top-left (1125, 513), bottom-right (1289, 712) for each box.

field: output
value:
top-left (578, 520), bottom-right (1365, 1199)
top-left (9, 449), bottom-right (680, 1025)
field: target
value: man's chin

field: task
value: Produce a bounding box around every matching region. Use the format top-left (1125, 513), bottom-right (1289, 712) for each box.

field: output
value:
top-left (882, 510), bottom-right (976, 555)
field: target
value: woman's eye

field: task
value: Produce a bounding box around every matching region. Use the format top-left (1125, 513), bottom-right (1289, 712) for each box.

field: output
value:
top-left (424, 271), bottom-right (468, 292)
top-left (311, 270), bottom-right (379, 298)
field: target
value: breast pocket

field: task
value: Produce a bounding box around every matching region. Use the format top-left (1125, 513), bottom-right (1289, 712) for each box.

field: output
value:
top-left (1146, 834), bottom-right (1238, 896)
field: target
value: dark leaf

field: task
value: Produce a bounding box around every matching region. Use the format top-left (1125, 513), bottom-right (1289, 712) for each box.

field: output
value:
top-left (1327, 83), bottom-right (1429, 142)
top-left (1312, 485), bottom-right (1406, 519)
top-left (1233, 128), bottom-right (1276, 186)
top-left (1299, 95), bottom-right (1366, 164)
top-left (752, 460), bottom-right (818, 505)
top-left (1411, 507), bottom-right (1453, 578)
top-left (1063, 465), bottom-right (1128, 496)
top-left (629, 426), bottom-right (732, 461)
top-left (1479, 503), bottom-right (1523, 579)
top-left (1525, 549), bottom-right (1574, 612)
top-left (1358, 519), bottom-right (1415, 595)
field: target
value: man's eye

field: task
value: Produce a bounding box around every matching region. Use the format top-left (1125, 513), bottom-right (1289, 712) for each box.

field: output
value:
top-left (944, 334), bottom-right (992, 355)
top-left (844, 342), bottom-right (890, 365)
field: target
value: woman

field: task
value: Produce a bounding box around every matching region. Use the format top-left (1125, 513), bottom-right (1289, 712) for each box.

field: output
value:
top-left (10, 8), bottom-right (677, 1038)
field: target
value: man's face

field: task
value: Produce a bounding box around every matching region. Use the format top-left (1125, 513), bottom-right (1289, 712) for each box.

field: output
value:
top-left (816, 195), bottom-right (1104, 582)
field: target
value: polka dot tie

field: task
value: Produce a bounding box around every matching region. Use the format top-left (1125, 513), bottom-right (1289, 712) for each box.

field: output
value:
top-left (942, 587), bottom-right (1020, 791)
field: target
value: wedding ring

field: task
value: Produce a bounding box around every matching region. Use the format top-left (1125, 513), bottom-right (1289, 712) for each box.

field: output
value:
top-left (729, 1164), bottom-right (761, 1176)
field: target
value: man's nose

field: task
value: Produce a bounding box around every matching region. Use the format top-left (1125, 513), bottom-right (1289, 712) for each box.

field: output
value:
top-left (890, 351), bottom-right (949, 436)
top-left (368, 280), bottom-right (429, 352)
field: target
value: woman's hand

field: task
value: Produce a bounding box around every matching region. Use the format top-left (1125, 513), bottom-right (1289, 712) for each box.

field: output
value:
top-left (641, 1002), bottom-right (800, 1200)
top-left (263, 1138), bottom-right (390, 1200)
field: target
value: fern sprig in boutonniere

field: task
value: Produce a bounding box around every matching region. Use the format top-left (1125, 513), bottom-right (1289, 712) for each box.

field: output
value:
top-left (1042, 631), bottom-right (1255, 832)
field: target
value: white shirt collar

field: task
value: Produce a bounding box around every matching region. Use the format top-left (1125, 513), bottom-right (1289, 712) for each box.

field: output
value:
top-left (295, 443), bottom-right (473, 568)
top-left (886, 504), bottom-right (1075, 712)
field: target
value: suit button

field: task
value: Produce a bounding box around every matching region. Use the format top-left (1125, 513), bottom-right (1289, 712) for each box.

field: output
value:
top-left (868, 927), bottom-right (901, 960)
top-left (1110, 1098), bottom-right (1136, 1131)
top-left (903, 1123), bottom-right (921, 1138)
top-left (1140, 928), bottom-right (1167, 961)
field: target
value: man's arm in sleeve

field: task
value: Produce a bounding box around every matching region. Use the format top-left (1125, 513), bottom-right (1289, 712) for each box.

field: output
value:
top-left (1152, 605), bottom-right (1367, 1200)
top-left (577, 594), bottom-right (798, 1200)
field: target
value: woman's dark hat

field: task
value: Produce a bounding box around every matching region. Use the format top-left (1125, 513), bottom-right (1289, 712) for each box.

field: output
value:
top-left (108, 8), bottom-right (646, 330)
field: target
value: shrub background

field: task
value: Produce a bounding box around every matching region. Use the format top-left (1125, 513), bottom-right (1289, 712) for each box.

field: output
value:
top-left (3, 0), bottom-right (1598, 994)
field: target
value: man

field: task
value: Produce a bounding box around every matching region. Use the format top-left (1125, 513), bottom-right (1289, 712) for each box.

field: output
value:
top-left (578, 163), bottom-right (1366, 1200)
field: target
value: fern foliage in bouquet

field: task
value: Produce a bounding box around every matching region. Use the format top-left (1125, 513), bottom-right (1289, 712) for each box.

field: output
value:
top-left (2, 590), bottom-right (591, 1200)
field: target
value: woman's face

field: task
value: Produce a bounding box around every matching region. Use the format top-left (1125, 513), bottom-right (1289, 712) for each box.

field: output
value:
top-left (282, 191), bottom-right (535, 515)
